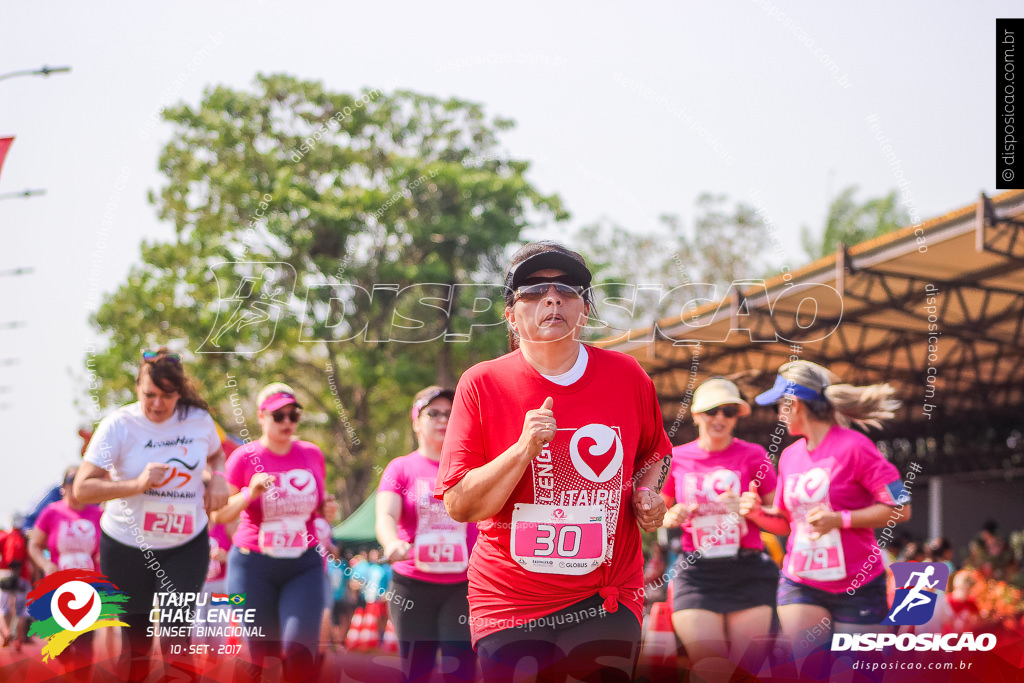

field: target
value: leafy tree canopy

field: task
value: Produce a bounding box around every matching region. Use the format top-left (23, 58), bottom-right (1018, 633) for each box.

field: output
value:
top-left (802, 185), bottom-right (910, 259)
top-left (89, 73), bottom-right (567, 512)
top-left (572, 193), bottom-right (773, 335)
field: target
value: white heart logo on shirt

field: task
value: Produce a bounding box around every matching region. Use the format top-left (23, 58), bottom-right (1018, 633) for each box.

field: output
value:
top-left (283, 469), bottom-right (316, 494)
top-left (69, 520), bottom-right (95, 537)
top-left (794, 468), bottom-right (830, 504)
top-left (702, 469), bottom-right (740, 498)
top-left (569, 424), bottom-right (623, 483)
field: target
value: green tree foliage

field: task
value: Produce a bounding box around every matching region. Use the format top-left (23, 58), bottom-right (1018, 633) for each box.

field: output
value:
top-left (572, 194), bottom-right (772, 335)
top-left (88, 74), bottom-right (566, 513)
top-left (802, 185), bottom-right (910, 259)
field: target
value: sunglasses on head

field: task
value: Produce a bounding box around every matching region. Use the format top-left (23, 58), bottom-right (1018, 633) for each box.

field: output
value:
top-left (421, 408), bottom-right (451, 420)
top-left (271, 409), bottom-right (301, 423)
top-left (513, 280), bottom-right (584, 303)
top-left (142, 350), bottom-right (181, 364)
top-left (703, 405), bottom-right (739, 418)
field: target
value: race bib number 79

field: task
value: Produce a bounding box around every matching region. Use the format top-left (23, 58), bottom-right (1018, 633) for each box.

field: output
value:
top-left (789, 527), bottom-right (846, 581)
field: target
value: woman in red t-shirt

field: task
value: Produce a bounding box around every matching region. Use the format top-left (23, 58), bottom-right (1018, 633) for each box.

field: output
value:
top-left (436, 242), bottom-right (673, 683)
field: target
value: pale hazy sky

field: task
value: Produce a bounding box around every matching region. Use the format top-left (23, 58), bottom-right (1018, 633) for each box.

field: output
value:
top-left (0, 2), bottom-right (1015, 522)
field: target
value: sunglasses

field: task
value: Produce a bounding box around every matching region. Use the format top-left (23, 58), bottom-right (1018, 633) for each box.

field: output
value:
top-left (142, 350), bottom-right (181, 364)
top-left (271, 409), bottom-right (302, 423)
top-left (513, 281), bottom-right (585, 303)
top-left (422, 408), bottom-right (451, 420)
top-left (703, 405), bottom-right (739, 418)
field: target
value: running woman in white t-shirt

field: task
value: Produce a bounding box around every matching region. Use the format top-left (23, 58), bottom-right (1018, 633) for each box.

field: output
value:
top-left (75, 348), bottom-right (229, 679)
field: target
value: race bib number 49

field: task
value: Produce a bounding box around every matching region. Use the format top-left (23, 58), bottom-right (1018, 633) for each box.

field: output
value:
top-left (415, 531), bottom-right (468, 574)
top-left (511, 504), bottom-right (606, 575)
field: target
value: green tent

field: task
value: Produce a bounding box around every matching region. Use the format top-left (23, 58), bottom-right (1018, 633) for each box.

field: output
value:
top-left (332, 490), bottom-right (379, 548)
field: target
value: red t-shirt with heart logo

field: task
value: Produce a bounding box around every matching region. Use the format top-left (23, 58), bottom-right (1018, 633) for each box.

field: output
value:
top-left (226, 440), bottom-right (326, 553)
top-left (435, 345), bottom-right (672, 645)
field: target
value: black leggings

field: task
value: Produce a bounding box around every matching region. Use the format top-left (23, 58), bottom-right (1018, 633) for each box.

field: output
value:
top-left (225, 545), bottom-right (324, 682)
top-left (476, 594), bottom-right (641, 683)
top-left (389, 572), bottom-right (475, 683)
top-left (100, 529), bottom-right (208, 660)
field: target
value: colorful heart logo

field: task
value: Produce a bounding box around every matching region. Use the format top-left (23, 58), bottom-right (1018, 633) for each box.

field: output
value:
top-left (57, 591), bottom-right (94, 629)
top-left (50, 582), bottom-right (101, 632)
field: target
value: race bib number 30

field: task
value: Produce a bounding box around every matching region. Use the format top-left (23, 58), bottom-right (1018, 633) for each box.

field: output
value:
top-left (511, 504), bottom-right (606, 575)
top-left (142, 502), bottom-right (196, 542)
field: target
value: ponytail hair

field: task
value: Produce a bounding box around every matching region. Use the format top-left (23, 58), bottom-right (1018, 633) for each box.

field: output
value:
top-left (777, 360), bottom-right (900, 430)
top-left (822, 382), bottom-right (900, 430)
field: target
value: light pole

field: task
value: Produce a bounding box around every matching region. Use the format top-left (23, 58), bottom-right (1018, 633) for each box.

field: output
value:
top-left (0, 66), bottom-right (71, 82)
top-left (0, 65), bottom-right (70, 198)
top-left (0, 190), bottom-right (46, 201)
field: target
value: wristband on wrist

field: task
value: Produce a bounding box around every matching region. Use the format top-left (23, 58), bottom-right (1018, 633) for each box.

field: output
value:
top-left (636, 486), bottom-right (653, 493)
top-left (840, 510), bottom-right (852, 529)
top-left (213, 470), bottom-right (227, 479)
top-left (240, 486), bottom-right (252, 502)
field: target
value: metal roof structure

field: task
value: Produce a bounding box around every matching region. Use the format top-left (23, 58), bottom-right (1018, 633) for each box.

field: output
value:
top-left (597, 190), bottom-right (1024, 480)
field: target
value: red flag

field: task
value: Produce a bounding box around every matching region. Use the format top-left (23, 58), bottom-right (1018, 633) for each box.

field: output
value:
top-left (0, 137), bottom-right (13, 181)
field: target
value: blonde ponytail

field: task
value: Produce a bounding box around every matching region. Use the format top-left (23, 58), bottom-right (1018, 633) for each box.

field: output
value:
top-left (774, 360), bottom-right (901, 430)
top-left (823, 383), bottom-right (901, 430)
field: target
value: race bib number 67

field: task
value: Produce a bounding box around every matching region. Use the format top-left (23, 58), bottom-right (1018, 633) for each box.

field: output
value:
top-left (510, 504), bottom-right (606, 576)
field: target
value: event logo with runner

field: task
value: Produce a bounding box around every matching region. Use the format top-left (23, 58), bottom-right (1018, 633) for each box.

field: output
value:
top-left (26, 569), bottom-right (128, 661)
top-left (883, 562), bottom-right (950, 626)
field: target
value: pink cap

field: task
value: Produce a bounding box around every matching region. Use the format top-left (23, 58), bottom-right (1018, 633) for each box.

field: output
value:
top-left (260, 392), bottom-right (300, 412)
